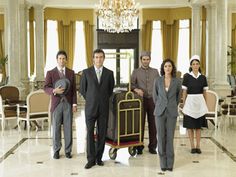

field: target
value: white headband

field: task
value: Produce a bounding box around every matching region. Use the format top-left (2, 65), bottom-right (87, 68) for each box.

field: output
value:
top-left (190, 55), bottom-right (200, 63)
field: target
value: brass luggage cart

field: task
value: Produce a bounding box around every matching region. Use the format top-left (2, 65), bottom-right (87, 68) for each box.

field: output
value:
top-left (105, 52), bottom-right (143, 160)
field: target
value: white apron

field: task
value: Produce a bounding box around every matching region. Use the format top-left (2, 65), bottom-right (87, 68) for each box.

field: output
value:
top-left (182, 94), bottom-right (208, 119)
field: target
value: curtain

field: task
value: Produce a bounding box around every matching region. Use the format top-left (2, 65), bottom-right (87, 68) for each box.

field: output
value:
top-left (57, 20), bottom-right (76, 69)
top-left (142, 20), bottom-right (153, 51)
top-left (44, 20), bottom-right (47, 63)
top-left (84, 21), bottom-right (94, 67)
top-left (29, 20), bottom-right (35, 75)
top-left (200, 20), bottom-right (206, 74)
top-left (189, 19), bottom-right (192, 57)
top-left (232, 26), bottom-right (236, 74)
top-left (0, 30), bottom-right (3, 59)
top-left (161, 20), bottom-right (179, 64)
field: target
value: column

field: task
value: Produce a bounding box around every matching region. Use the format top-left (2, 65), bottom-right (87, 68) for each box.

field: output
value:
top-left (6, 0), bottom-right (21, 87)
top-left (34, 4), bottom-right (44, 81)
top-left (191, 4), bottom-right (201, 55)
top-left (206, 4), bottom-right (216, 89)
top-left (19, 1), bottom-right (29, 98)
top-left (213, 0), bottom-right (231, 97)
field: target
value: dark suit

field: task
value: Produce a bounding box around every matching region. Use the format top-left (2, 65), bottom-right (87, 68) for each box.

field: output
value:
top-left (153, 76), bottom-right (181, 169)
top-left (44, 67), bottom-right (77, 154)
top-left (80, 66), bottom-right (114, 163)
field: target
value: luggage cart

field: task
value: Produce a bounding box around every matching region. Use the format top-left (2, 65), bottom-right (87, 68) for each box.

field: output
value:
top-left (105, 52), bottom-right (143, 160)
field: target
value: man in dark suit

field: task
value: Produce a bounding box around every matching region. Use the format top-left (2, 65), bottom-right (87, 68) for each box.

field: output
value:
top-left (80, 49), bottom-right (114, 169)
top-left (44, 50), bottom-right (77, 159)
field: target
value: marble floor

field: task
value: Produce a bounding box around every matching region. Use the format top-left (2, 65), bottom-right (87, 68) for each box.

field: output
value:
top-left (0, 103), bottom-right (236, 177)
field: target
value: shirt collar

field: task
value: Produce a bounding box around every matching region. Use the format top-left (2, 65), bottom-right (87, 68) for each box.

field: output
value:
top-left (57, 66), bottom-right (66, 72)
top-left (94, 66), bottom-right (103, 72)
top-left (141, 66), bottom-right (150, 70)
top-left (189, 71), bottom-right (201, 79)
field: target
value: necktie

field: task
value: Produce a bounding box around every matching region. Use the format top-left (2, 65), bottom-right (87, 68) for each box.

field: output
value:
top-left (96, 69), bottom-right (101, 83)
top-left (60, 69), bottom-right (65, 78)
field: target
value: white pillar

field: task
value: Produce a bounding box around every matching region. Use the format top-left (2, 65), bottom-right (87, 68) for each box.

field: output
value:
top-left (6, 0), bottom-right (21, 87)
top-left (206, 4), bottom-right (216, 89)
top-left (34, 4), bottom-right (44, 81)
top-left (213, 0), bottom-right (231, 97)
top-left (19, 1), bottom-right (29, 98)
top-left (191, 4), bottom-right (201, 55)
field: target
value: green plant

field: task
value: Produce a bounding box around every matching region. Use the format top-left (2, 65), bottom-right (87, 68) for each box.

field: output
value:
top-left (227, 46), bottom-right (236, 75)
top-left (0, 55), bottom-right (8, 69)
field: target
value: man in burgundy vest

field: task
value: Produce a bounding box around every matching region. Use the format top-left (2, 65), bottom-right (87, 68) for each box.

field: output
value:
top-left (44, 50), bottom-right (77, 159)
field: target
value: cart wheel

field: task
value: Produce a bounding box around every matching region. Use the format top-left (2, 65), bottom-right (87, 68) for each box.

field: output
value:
top-left (128, 147), bottom-right (136, 156)
top-left (109, 148), bottom-right (117, 160)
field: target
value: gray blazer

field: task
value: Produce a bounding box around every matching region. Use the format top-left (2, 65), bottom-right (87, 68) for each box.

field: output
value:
top-left (153, 76), bottom-right (181, 117)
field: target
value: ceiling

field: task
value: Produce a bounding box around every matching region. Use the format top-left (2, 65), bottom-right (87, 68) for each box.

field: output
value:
top-left (0, 0), bottom-right (236, 9)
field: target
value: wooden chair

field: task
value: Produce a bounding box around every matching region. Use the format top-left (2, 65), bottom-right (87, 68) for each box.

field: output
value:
top-left (0, 86), bottom-right (19, 131)
top-left (17, 90), bottom-right (50, 135)
top-left (205, 90), bottom-right (220, 129)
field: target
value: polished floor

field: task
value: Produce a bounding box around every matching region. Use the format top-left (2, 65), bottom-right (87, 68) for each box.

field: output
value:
top-left (0, 103), bottom-right (236, 177)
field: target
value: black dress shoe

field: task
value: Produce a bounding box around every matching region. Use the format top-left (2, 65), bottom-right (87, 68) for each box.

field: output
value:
top-left (161, 168), bottom-right (166, 171)
top-left (53, 151), bottom-right (60, 159)
top-left (196, 148), bottom-right (202, 154)
top-left (191, 148), bottom-right (197, 154)
top-left (167, 168), bottom-right (173, 171)
top-left (137, 149), bottom-right (143, 155)
top-left (84, 162), bottom-right (96, 169)
top-left (65, 152), bottom-right (72, 159)
top-left (149, 149), bottom-right (157, 154)
top-left (97, 160), bottom-right (104, 166)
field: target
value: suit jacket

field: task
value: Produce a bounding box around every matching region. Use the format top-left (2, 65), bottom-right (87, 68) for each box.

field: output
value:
top-left (153, 76), bottom-right (181, 117)
top-left (44, 67), bottom-right (77, 112)
top-left (80, 66), bottom-right (114, 117)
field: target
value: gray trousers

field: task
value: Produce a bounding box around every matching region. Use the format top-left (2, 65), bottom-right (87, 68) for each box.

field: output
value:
top-left (52, 101), bottom-right (72, 153)
top-left (155, 109), bottom-right (177, 169)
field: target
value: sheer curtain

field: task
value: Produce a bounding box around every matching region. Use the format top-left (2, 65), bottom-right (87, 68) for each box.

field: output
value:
top-left (177, 20), bottom-right (190, 77)
top-left (44, 20), bottom-right (59, 75)
top-left (73, 21), bottom-right (87, 73)
top-left (150, 21), bottom-right (163, 72)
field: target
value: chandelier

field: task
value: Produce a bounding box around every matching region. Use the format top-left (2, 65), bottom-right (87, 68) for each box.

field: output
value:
top-left (96, 0), bottom-right (139, 33)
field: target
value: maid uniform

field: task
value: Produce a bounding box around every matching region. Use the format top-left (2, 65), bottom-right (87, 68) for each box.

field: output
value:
top-left (182, 71), bottom-right (208, 128)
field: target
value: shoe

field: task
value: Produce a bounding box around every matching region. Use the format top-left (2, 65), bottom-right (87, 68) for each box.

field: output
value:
top-left (191, 148), bottom-right (197, 154)
top-left (161, 168), bottom-right (166, 171)
top-left (97, 160), bottom-right (104, 166)
top-left (84, 162), bottom-right (96, 169)
top-left (137, 149), bottom-right (143, 155)
top-left (196, 148), bottom-right (202, 154)
top-left (65, 152), bottom-right (72, 159)
top-left (166, 168), bottom-right (173, 171)
top-left (53, 151), bottom-right (60, 159)
top-left (149, 149), bottom-right (157, 154)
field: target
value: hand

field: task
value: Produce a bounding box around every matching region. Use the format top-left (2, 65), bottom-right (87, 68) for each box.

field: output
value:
top-left (72, 105), bottom-right (77, 113)
top-left (134, 88), bottom-right (144, 97)
top-left (53, 85), bottom-right (65, 95)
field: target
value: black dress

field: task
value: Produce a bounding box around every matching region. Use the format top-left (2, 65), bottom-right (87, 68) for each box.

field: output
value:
top-left (182, 73), bottom-right (208, 129)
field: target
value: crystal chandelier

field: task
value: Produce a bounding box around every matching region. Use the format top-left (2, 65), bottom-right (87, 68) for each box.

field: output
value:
top-left (96, 0), bottom-right (139, 33)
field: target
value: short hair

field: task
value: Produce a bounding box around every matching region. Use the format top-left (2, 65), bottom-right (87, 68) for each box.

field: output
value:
top-left (189, 59), bottom-right (202, 73)
top-left (56, 50), bottom-right (67, 59)
top-left (93, 49), bottom-right (105, 58)
top-left (160, 59), bottom-right (177, 77)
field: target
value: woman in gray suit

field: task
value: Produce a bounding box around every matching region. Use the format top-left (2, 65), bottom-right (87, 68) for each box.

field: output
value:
top-left (153, 59), bottom-right (181, 172)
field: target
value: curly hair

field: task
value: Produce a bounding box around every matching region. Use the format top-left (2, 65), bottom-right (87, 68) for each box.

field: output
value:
top-left (160, 59), bottom-right (177, 77)
top-left (189, 59), bottom-right (202, 73)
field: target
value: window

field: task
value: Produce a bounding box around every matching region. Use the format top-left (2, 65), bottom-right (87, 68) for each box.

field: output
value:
top-left (73, 21), bottom-right (87, 73)
top-left (150, 21), bottom-right (163, 72)
top-left (44, 20), bottom-right (59, 75)
top-left (27, 21), bottom-right (36, 77)
top-left (177, 20), bottom-right (190, 76)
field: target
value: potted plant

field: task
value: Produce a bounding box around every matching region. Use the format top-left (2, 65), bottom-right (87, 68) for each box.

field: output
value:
top-left (0, 55), bottom-right (8, 83)
top-left (227, 46), bottom-right (236, 75)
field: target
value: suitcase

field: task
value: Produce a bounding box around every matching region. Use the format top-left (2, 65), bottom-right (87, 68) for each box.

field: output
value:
top-left (106, 90), bottom-right (142, 143)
